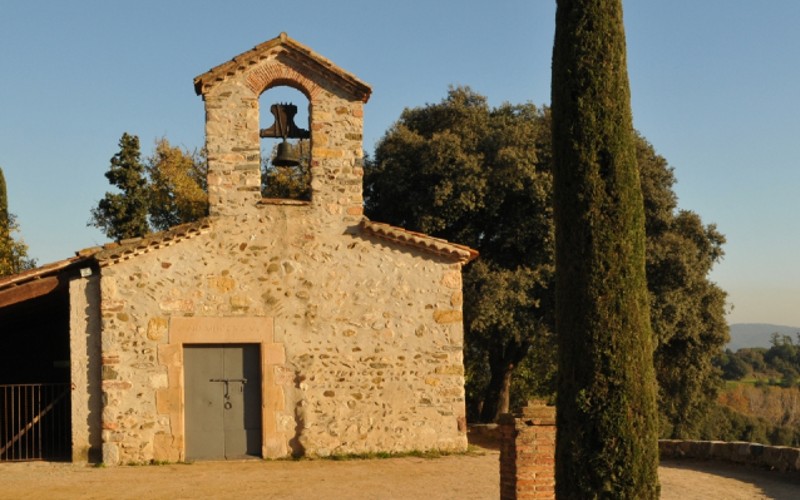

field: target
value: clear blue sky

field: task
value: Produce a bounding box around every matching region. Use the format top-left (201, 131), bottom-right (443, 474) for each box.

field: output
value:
top-left (1, 1), bottom-right (799, 326)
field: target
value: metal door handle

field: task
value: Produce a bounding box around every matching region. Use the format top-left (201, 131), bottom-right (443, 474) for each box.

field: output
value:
top-left (209, 378), bottom-right (248, 406)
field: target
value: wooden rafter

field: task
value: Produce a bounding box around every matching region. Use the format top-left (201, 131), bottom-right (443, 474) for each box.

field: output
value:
top-left (0, 277), bottom-right (60, 308)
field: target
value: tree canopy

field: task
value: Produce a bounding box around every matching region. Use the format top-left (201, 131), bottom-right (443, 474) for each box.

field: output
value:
top-left (637, 135), bottom-right (729, 438)
top-left (148, 138), bottom-right (208, 231)
top-left (89, 134), bottom-right (208, 240)
top-left (0, 166), bottom-right (36, 277)
top-left (719, 334), bottom-right (800, 387)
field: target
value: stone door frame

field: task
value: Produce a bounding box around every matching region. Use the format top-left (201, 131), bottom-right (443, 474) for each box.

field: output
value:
top-left (155, 316), bottom-right (287, 461)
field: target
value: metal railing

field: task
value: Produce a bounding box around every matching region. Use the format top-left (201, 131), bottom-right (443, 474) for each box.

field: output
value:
top-left (0, 383), bottom-right (70, 461)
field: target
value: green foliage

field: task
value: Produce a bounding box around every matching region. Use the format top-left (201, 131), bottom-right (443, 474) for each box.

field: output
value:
top-left (735, 348), bottom-right (769, 373)
top-left (716, 350), bottom-right (752, 381)
top-left (552, 0), bottom-right (659, 496)
top-left (720, 335), bottom-right (800, 387)
top-left (300, 448), bottom-right (470, 462)
top-left (0, 166), bottom-right (36, 277)
top-left (89, 133), bottom-right (151, 240)
top-left (90, 134), bottom-right (208, 240)
top-left (365, 86), bottom-right (555, 422)
top-left (147, 138), bottom-right (208, 231)
top-left (0, 166), bottom-right (6, 234)
top-left (764, 334), bottom-right (800, 386)
top-left (698, 401), bottom-right (800, 447)
top-left (633, 134), bottom-right (730, 438)
top-left (464, 260), bottom-right (555, 421)
top-left (649, 210), bottom-right (728, 438)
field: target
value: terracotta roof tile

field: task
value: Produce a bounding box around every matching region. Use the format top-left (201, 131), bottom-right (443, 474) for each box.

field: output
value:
top-left (359, 218), bottom-right (478, 264)
top-left (94, 219), bottom-right (213, 267)
top-left (193, 32), bottom-right (371, 102)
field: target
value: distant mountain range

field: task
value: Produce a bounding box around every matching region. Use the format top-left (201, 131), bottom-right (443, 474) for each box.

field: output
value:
top-left (727, 323), bottom-right (800, 351)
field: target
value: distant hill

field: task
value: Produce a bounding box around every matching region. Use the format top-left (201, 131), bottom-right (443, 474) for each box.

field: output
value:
top-left (727, 323), bottom-right (800, 351)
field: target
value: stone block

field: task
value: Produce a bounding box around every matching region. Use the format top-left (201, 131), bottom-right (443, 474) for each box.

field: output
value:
top-left (156, 387), bottom-right (181, 415)
top-left (433, 309), bottom-right (462, 324)
top-left (264, 342), bottom-right (286, 365)
top-left (153, 432), bottom-right (181, 463)
top-left (440, 271), bottom-right (462, 289)
top-left (102, 443), bottom-right (120, 465)
top-left (158, 343), bottom-right (181, 366)
top-left (147, 317), bottom-right (168, 341)
top-left (265, 385), bottom-right (285, 411)
top-left (434, 364), bottom-right (464, 375)
top-left (263, 434), bottom-right (288, 459)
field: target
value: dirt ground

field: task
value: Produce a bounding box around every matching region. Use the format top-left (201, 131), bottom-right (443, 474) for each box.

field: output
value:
top-left (2, 448), bottom-right (800, 500)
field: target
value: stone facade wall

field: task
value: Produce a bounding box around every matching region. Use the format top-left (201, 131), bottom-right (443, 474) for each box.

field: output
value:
top-left (499, 401), bottom-right (556, 500)
top-left (98, 212), bottom-right (467, 464)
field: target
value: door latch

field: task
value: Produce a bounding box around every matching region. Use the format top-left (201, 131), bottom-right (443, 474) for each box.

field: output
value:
top-left (209, 378), bottom-right (248, 409)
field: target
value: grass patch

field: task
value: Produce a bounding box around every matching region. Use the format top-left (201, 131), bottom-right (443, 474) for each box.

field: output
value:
top-left (303, 447), bottom-right (483, 462)
top-left (725, 376), bottom-right (785, 389)
top-left (121, 459), bottom-right (191, 467)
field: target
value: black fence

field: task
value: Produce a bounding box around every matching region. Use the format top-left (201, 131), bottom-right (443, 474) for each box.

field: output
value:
top-left (0, 383), bottom-right (70, 461)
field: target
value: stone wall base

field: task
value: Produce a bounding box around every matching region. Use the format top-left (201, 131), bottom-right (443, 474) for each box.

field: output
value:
top-left (660, 439), bottom-right (800, 473)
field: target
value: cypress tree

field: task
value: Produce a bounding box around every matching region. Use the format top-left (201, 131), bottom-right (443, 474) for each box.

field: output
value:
top-left (0, 167), bottom-right (10, 273)
top-left (0, 167), bottom-right (35, 276)
top-left (0, 166), bottom-right (8, 240)
top-left (551, 1), bottom-right (660, 498)
top-left (89, 133), bottom-right (151, 240)
top-left (0, 166), bottom-right (12, 275)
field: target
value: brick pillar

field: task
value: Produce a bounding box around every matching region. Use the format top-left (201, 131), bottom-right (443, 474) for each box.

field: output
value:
top-left (499, 400), bottom-right (556, 500)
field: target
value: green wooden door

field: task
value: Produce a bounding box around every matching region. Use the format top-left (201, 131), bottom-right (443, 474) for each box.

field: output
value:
top-left (184, 344), bottom-right (261, 460)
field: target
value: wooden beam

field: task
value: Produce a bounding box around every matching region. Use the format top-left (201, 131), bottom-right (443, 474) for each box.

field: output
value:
top-left (0, 277), bottom-right (60, 308)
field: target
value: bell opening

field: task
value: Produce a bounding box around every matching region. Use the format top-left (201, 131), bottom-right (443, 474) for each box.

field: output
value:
top-left (259, 86), bottom-right (311, 201)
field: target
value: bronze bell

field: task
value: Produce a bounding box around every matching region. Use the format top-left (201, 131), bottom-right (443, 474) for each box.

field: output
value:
top-left (273, 140), bottom-right (300, 167)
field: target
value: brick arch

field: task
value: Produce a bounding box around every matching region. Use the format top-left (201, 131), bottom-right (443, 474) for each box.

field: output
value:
top-left (245, 62), bottom-right (323, 102)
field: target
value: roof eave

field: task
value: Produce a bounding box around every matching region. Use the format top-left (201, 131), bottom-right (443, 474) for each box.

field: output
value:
top-left (359, 218), bottom-right (479, 264)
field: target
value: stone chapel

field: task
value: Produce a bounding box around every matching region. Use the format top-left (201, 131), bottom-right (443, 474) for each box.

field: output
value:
top-left (0, 33), bottom-right (476, 465)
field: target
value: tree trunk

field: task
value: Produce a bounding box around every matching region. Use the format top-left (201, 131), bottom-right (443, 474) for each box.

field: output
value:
top-left (479, 342), bottom-right (531, 423)
top-left (479, 359), bottom-right (514, 423)
top-left (551, 1), bottom-right (660, 498)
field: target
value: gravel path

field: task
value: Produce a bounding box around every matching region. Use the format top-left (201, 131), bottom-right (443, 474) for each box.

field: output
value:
top-left (2, 450), bottom-right (799, 499)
